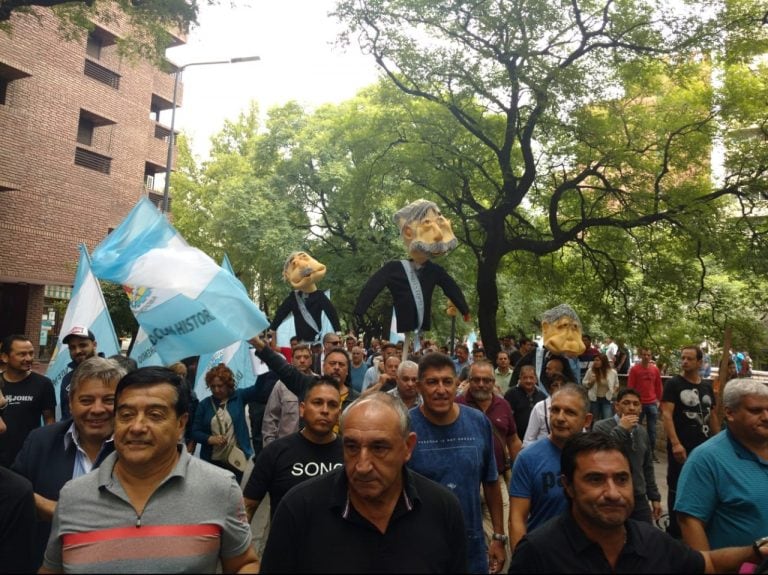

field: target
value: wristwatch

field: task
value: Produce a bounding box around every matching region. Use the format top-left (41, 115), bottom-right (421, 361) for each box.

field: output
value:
top-left (491, 533), bottom-right (509, 543)
top-left (753, 536), bottom-right (768, 560)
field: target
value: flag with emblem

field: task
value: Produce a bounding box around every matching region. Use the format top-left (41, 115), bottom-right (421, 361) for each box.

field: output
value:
top-left (90, 198), bottom-right (269, 364)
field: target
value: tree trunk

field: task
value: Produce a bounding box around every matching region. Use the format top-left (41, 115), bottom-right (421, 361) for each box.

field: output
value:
top-left (476, 255), bottom-right (501, 363)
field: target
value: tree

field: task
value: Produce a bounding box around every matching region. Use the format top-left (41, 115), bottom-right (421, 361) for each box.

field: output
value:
top-left (334, 0), bottom-right (768, 359)
top-left (1, 0), bottom-right (200, 63)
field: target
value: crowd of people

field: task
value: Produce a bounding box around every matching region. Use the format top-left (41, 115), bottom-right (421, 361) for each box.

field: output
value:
top-left (1, 321), bottom-right (767, 574)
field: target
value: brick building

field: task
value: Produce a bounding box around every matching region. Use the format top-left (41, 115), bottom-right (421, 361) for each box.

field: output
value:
top-left (0, 8), bottom-right (184, 356)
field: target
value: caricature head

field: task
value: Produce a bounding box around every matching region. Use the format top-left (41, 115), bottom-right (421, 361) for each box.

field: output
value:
top-left (541, 304), bottom-right (586, 358)
top-left (283, 251), bottom-right (326, 292)
top-left (393, 199), bottom-right (458, 264)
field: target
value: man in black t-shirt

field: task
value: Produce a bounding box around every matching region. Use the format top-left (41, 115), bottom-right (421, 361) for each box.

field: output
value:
top-left (0, 335), bottom-right (56, 467)
top-left (243, 376), bottom-right (343, 522)
top-left (661, 345), bottom-right (719, 538)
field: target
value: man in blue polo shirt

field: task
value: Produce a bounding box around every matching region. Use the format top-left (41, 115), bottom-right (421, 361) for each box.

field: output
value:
top-left (676, 378), bottom-right (768, 550)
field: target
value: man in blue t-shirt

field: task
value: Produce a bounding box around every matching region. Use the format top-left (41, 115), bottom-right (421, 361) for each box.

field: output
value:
top-left (408, 353), bottom-right (507, 574)
top-left (508, 384), bottom-right (592, 552)
top-left (676, 378), bottom-right (768, 550)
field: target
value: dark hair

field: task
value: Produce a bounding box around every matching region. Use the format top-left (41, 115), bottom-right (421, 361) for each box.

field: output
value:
top-left (615, 387), bottom-right (641, 402)
top-left (306, 374), bottom-right (341, 396)
top-left (682, 345), bottom-right (703, 361)
top-left (455, 343), bottom-right (469, 354)
top-left (324, 347), bottom-right (351, 367)
top-left (108, 354), bottom-right (138, 373)
top-left (380, 342), bottom-right (397, 352)
top-left (561, 431), bottom-right (629, 486)
top-left (324, 347), bottom-right (351, 386)
top-left (115, 366), bottom-right (189, 417)
top-left (0, 334), bottom-right (31, 355)
top-left (418, 352), bottom-right (456, 379)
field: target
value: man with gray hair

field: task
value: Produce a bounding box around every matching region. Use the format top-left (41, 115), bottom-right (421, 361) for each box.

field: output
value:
top-left (12, 356), bottom-right (125, 570)
top-left (676, 378), bottom-right (768, 551)
top-left (354, 199), bottom-right (470, 333)
top-left (260, 392), bottom-right (468, 573)
top-left (388, 359), bottom-right (422, 409)
top-left (509, 383), bottom-right (592, 552)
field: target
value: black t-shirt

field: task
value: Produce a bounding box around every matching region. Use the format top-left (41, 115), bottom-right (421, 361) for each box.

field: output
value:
top-left (661, 375), bottom-right (716, 451)
top-left (504, 385), bottom-right (547, 440)
top-left (0, 372), bottom-right (56, 467)
top-left (243, 432), bottom-right (342, 518)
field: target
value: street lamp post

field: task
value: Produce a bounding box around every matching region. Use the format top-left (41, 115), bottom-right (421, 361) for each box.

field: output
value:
top-left (161, 55), bottom-right (261, 213)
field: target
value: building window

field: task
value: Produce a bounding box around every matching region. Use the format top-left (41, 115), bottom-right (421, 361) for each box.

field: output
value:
top-left (0, 61), bottom-right (31, 106)
top-left (77, 116), bottom-right (95, 145)
top-left (86, 32), bottom-right (102, 59)
top-left (75, 147), bottom-right (111, 174)
top-left (83, 59), bottom-right (120, 89)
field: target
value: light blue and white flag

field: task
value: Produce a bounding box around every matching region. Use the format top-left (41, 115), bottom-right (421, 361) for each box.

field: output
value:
top-left (129, 326), bottom-right (166, 368)
top-left (194, 254), bottom-right (262, 399)
top-left (466, 330), bottom-right (478, 351)
top-left (90, 198), bottom-right (269, 364)
top-left (46, 244), bottom-right (120, 402)
top-left (389, 308), bottom-right (405, 344)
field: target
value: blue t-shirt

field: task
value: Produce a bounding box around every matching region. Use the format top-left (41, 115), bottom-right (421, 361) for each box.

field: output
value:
top-left (509, 437), bottom-right (567, 531)
top-left (675, 429), bottom-right (768, 549)
top-left (408, 405), bottom-right (497, 573)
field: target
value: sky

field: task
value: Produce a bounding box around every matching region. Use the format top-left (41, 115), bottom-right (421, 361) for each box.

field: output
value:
top-left (163, 0), bottom-right (382, 160)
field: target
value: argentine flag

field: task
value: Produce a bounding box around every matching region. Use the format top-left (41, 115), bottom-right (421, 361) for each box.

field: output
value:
top-left (194, 255), bottom-right (264, 399)
top-left (389, 308), bottom-right (405, 344)
top-left (91, 198), bottom-right (269, 364)
top-left (129, 326), bottom-right (166, 368)
top-left (46, 244), bottom-right (120, 408)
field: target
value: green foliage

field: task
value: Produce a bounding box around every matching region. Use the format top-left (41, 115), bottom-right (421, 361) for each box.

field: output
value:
top-left (100, 280), bottom-right (136, 338)
top-left (334, 0), bottom-right (768, 359)
top-left (1, 0), bottom-right (204, 64)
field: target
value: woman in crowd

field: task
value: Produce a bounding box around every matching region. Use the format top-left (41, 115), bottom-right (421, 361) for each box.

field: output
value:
top-left (582, 352), bottom-right (619, 423)
top-left (192, 363), bottom-right (256, 485)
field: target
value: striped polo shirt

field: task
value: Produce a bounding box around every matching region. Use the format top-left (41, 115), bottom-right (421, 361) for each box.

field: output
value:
top-left (43, 449), bottom-right (251, 573)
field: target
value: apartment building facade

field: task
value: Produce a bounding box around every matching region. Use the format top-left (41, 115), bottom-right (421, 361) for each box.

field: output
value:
top-left (0, 7), bottom-right (184, 356)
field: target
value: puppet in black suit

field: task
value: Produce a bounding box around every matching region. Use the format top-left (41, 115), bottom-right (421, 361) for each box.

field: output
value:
top-left (354, 199), bottom-right (470, 334)
top-left (269, 251), bottom-right (340, 342)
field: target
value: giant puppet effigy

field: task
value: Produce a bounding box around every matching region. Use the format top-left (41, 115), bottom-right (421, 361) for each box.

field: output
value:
top-left (354, 199), bottom-right (470, 348)
top-left (511, 303), bottom-right (586, 393)
top-left (269, 251), bottom-right (340, 342)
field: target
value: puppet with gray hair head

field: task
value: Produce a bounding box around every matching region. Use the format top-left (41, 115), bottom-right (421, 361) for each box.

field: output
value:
top-left (354, 199), bottom-right (470, 338)
top-left (269, 251), bottom-right (340, 342)
top-left (510, 303), bottom-right (586, 395)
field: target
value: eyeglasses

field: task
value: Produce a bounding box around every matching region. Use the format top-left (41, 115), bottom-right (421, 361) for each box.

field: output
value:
top-left (469, 377), bottom-right (495, 384)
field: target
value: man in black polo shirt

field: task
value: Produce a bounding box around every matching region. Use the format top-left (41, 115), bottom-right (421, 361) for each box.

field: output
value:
top-left (509, 432), bottom-right (768, 573)
top-left (260, 392), bottom-right (467, 573)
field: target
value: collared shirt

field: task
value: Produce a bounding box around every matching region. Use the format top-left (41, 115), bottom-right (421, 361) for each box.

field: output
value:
top-left (510, 511), bottom-right (705, 573)
top-left (260, 467), bottom-right (468, 573)
top-left (675, 428), bottom-right (768, 549)
top-left (63, 422), bottom-right (112, 479)
top-left (387, 386), bottom-right (423, 408)
top-left (43, 448), bottom-right (251, 573)
top-left (494, 367), bottom-right (513, 395)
